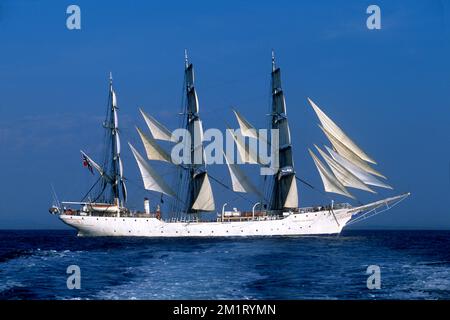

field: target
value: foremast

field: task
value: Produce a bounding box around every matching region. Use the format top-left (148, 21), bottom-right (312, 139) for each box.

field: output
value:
top-left (269, 52), bottom-right (299, 211)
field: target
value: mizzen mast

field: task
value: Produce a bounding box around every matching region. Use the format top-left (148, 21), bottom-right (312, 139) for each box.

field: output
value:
top-left (104, 73), bottom-right (127, 206)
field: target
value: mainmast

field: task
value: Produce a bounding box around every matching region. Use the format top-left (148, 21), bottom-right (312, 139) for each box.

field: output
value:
top-left (269, 51), bottom-right (298, 210)
top-left (183, 51), bottom-right (215, 213)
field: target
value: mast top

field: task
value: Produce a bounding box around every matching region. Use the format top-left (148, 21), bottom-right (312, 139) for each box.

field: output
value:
top-left (184, 49), bottom-right (189, 68)
top-left (271, 49), bottom-right (276, 72)
top-left (109, 72), bottom-right (113, 85)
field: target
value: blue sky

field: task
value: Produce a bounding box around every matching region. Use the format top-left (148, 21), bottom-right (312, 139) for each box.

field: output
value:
top-left (0, 0), bottom-right (449, 229)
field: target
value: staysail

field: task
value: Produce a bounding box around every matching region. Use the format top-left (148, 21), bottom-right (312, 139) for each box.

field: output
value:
top-left (309, 149), bottom-right (355, 199)
top-left (136, 127), bottom-right (172, 163)
top-left (224, 152), bottom-right (261, 195)
top-left (319, 125), bottom-right (386, 179)
top-left (129, 143), bottom-right (175, 197)
top-left (314, 145), bottom-right (375, 193)
top-left (308, 95), bottom-right (393, 199)
top-left (308, 97), bottom-right (377, 164)
top-left (228, 127), bottom-right (260, 165)
top-left (139, 108), bottom-right (176, 142)
top-left (132, 53), bottom-right (215, 213)
top-left (232, 108), bottom-right (258, 140)
top-left (325, 146), bottom-right (392, 189)
top-left (269, 52), bottom-right (298, 210)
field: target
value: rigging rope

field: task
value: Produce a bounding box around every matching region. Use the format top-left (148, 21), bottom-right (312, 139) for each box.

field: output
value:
top-left (208, 174), bottom-right (255, 205)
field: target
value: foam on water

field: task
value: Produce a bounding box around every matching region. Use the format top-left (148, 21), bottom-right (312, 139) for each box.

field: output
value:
top-left (0, 230), bottom-right (449, 299)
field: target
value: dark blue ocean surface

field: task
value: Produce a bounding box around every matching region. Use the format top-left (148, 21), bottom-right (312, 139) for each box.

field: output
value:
top-left (0, 230), bottom-right (449, 300)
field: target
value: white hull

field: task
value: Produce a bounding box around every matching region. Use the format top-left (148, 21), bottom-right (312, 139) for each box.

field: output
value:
top-left (59, 209), bottom-right (354, 237)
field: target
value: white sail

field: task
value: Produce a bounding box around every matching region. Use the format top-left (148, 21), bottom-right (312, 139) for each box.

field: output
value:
top-left (232, 108), bottom-right (258, 140)
top-left (308, 97), bottom-right (377, 164)
top-left (118, 157), bottom-right (124, 178)
top-left (120, 179), bottom-right (127, 204)
top-left (112, 90), bottom-right (117, 108)
top-left (319, 125), bottom-right (386, 179)
top-left (314, 145), bottom-right (375, 193)
top-left (325, 146), bottom-right (393, 189)
top-left (113, 107), bottom-right (119, 128)
top-left (224, 152), bottom-right (261, 195)
top-left (283, 176), bottom-right (299, 208)
top-left (139, 108), bottom-right (176, 142)
top-left (115, 131), bottom-right (121, 155)
top-left (191, 173), bottom-right (215, 211)
top-left (129, 143), bottom-right (175, 197)
top-left (136, 127), bottom-right (172, 163)
top-left (228, 129), bottom-right (260, 164)
top-left (309, 149), bottom-right (355, 199)
top-left (192, 119), bottom-right (204, 150)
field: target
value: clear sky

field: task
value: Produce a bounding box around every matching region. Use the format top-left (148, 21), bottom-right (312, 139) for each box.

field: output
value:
top-left (0, 0), bottom-right (449, 229)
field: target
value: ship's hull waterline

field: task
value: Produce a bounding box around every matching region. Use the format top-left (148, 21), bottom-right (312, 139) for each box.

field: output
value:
top-left (59, 209), bottom-right (355, 237)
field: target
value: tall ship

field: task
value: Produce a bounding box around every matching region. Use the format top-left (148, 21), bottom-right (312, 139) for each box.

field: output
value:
top-left (50, 51), bottom-right (410, 237)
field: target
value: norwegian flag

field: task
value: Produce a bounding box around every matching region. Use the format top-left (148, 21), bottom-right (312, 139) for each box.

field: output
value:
top-left (82, 155), bottom-right (94, 174)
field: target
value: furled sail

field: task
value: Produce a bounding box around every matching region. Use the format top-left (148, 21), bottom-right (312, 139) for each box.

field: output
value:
top-left (129, 143), bottom-right (175, 197)
top-left (314, 145), bottom-right (376, 193)
top-left (139, 108), bottom-right (176, 142)
top-left (136, 127), bottom-right (172, 163)
top-left (308, 97), bottom-right (377, 164)
top-left (112, 90), bottom-right (117, 108)
top-left (319, 125), bottom-right (386, 179)
top-left (309, 149), bottom-right (355, 199)
top-left (224, 152), bottom-right (262, 195)
top-left (110, 80), bottom-right (127, 204)
top-left (325, 146), bottom-right (392, 189)
top-left (269, 53), bottom-right (298, 209)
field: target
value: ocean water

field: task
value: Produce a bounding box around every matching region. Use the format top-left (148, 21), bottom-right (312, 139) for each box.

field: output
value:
top-left (0, 230), bottom-right (449, 300)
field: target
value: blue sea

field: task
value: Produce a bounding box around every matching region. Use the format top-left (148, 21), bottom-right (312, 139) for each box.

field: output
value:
top-left (0, 230), bottom-right (449, 300)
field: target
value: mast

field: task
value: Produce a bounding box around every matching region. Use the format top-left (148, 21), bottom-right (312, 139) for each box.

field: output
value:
top-left (183, 51), bottom-right (215, 213)
top-left (269, 51), bottom-right (298, 210)
top-left (106, 73), bottom-right (127, 206)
